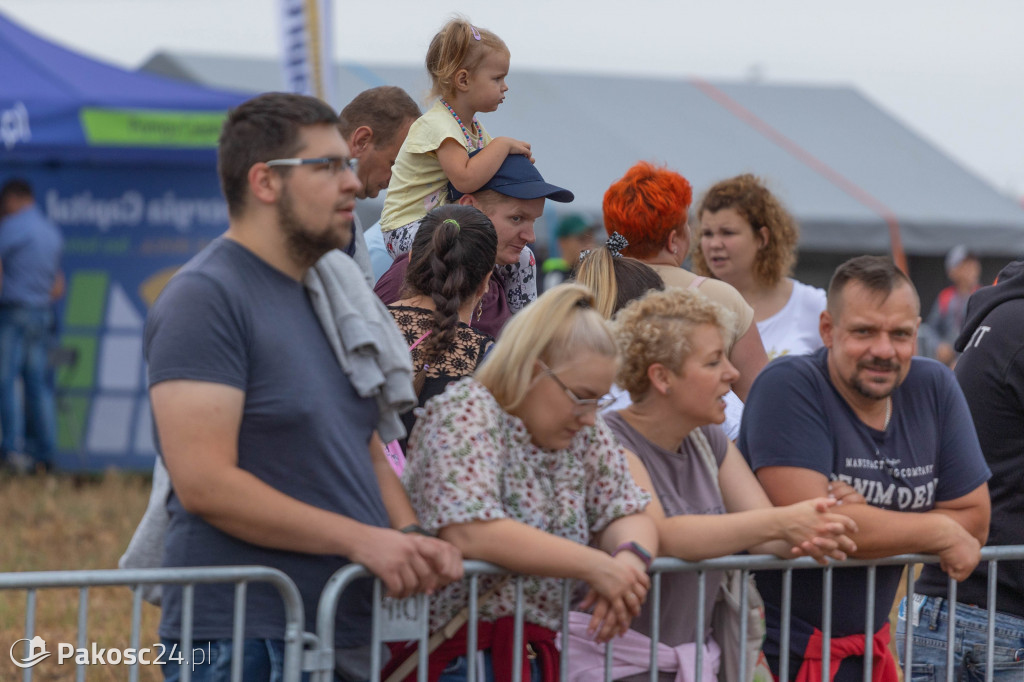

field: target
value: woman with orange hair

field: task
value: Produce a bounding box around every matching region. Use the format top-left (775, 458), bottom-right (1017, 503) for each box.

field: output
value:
top-left (602, 162), bottom-right (768, 427)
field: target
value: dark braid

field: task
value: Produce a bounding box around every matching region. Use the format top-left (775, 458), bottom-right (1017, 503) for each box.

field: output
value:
top-left (403, 205), bottom-right (498, 394)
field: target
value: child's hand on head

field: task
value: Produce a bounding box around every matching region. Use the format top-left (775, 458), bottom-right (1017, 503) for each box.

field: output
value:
top-left (496, 136), bottom-right (533, 163)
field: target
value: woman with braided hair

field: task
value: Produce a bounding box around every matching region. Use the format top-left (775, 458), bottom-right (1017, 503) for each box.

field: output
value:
top-left (389, 204), bottom-right (497, 451)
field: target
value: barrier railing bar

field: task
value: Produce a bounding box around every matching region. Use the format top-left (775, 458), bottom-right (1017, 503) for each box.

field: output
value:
top-left (946, 577), bottom-right (957, 682)
top-left (417, 592), bottom-right (428, 682)
top-left (987, 560), bottom-right (997, 682)
top-left (560, 579), bottom-right (571, 682)
top-left (23, 588), bottom-right (36, 682)
top-left (370, 579), bottom-right (383, 681)
top-left (649, 570), bottom-right (661, 682)
top-left (739, 569), bottom-right (750, 682)
top-left (821, 565), bottom-right (832, 682)
top-left (129, 585), bottom-right (143, 682)
top-left (181, 583), bottom-right (194, 682)
top-left (231, 581), bottom-right (247, 682)
top-left (695, 570), bottom-right (706, 682)
top-left (863, 565), bottom-right (876, 682)
top-left (604, 633), bottom-right (614, 681)
top-left (780, 568), bottom-right (791, 682)
top-left (468, 574), bottom-right (480, 682)
top-left (903, 564), bottom-right (915, 682)
top-left (512, 575), bottom-right (525, 681)
top-left (76, 586), bottom-right (88, 682)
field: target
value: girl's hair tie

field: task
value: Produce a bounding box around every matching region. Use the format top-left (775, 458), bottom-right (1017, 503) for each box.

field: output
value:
top-left (470, 25), bottom-right (481, 40)
top-left (607, 231), bottom-right (629, 257)
top-left (442, 218), bottom-right (461, 232)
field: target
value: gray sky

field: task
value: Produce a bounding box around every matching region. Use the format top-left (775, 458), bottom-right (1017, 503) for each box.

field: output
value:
top-left (3, 0), bottom-right (1022, 199)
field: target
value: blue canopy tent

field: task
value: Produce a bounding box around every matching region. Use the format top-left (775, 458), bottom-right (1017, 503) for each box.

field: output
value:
top-left (1, 12), bottom-right (253, 470)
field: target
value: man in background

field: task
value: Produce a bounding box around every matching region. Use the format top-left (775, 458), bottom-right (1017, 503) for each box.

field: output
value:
top-left (923, 244), bottom-right (981, 366)
top-left (337, 86), bottom-right (420, 285)
top-left (0, 179), bottom-right (64, 473)
top-left (540, 213), bottom-right (596, 292)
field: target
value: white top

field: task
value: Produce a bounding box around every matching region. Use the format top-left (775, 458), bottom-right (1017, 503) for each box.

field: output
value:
top-left (757, 279), bottom-right (827, 361)
top-left (725, 279), bottom-right (826, 440)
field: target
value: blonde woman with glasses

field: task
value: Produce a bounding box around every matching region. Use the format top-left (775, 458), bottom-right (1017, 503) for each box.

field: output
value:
top-left (388, 284), bottom-right (657, 682)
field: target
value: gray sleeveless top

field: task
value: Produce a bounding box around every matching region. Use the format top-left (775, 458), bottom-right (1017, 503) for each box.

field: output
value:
top-left (604, 411), bottom-right (729, 650)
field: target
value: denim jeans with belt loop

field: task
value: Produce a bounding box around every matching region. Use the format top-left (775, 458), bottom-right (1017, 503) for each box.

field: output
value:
top-left (896, 595), bottom-right (1024, 681)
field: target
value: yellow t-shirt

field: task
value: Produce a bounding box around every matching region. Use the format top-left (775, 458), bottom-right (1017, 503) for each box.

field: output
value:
top-left (650, 264), bottom-right (755, 347)
top-left (380, 100), bottom-right (492, 233)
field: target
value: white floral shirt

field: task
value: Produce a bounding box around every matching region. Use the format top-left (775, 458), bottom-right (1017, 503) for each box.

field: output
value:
top-left (404, 377), bottom-right (650, 630)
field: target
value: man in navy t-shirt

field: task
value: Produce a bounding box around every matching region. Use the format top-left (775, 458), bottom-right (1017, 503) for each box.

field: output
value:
top-left (146, 93), bottom-right (462, 681)
top-left (739, 255), bottom-right (990, 682)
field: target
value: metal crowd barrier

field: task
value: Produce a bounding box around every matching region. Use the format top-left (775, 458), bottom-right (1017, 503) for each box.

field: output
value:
top-left (312, 548), bottom-right (1024, 682)
top-left (0, 566), bottom-right (305, 682)
top-left (5, 548), bottom-right (1023, 682)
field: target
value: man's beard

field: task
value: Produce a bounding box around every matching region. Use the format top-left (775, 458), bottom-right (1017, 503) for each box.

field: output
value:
top-left (277, 188), bottom-right (350, 268)
top-left (849, 357), bottom-right (901, 400)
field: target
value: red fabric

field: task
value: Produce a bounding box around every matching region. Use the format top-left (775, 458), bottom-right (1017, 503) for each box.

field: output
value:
top-left (793, 622), bottom-right (898, 682)
top-left (383, 617), bottom-right (558, 682)
top-left (937, 286), bottom-right (956, 316)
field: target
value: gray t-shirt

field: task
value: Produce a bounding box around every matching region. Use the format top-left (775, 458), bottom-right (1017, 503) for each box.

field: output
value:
top-left (604, 412), bottom-right (728, 649)
top-left (145, 238), bottom-right (388, 647)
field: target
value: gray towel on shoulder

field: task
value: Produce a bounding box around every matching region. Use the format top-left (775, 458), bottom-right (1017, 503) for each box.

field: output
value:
top-left (305, 248), bottom-right (416, 443)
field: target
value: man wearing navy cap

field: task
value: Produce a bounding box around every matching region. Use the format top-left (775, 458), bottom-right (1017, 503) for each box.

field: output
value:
top-left (374, 153), bottom-right (574, 337)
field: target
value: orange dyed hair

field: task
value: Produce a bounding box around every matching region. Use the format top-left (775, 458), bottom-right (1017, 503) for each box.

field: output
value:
top-left (602, 162), bottom-right (693, 260)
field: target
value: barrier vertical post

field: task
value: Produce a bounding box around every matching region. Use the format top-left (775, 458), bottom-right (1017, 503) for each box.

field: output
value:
top-left (76, 587), bottom-right (88, 682)
top-left (863, 566), bottom-right (876, 682)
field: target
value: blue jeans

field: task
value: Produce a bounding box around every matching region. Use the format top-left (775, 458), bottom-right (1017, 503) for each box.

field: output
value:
top-left (896, 595), bottom-right (1024, 681)
top-left (0, 305), bottom-right (56, 464)
top-left (161, 638), bottom-right (310, 682)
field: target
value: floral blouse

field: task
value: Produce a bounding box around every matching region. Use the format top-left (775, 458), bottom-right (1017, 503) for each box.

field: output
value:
top-left (404, 377), bottom-right (651, 631)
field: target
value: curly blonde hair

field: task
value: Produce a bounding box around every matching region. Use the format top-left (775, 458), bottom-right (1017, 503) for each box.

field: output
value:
top-left (692, 174), bottom-right (799, 287)
top-left (609, 287), bottom-right (735, 402)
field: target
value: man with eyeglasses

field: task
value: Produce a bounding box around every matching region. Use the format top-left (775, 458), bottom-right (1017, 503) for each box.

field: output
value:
top-left (144, 92), bottom-right (462, 681)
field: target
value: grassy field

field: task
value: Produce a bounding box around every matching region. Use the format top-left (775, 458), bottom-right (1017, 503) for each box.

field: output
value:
top-left (0, 471), bottom-right (162, 681)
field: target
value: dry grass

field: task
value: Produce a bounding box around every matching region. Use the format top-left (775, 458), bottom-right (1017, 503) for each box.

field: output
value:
top-left (0, 471), bottom-right (162, 681)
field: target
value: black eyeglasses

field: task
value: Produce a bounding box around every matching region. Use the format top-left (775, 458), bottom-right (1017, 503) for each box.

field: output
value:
top-left (538, 360), bottom-right (615, 416)
top-left (265, 156), bottom-right (358, 176)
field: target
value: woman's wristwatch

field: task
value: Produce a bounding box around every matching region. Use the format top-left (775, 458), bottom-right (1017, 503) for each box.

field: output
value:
top-left (400, 524), bottom-right (436, 538)
top-left (612, 541), bottom-right (653, 570)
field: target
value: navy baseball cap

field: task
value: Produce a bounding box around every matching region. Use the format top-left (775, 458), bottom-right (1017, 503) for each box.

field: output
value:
top-left (448, 150), bottom-right (574, 203)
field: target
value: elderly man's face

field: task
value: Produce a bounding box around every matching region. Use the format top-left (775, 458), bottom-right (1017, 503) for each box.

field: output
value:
top-left (821, 281), bottom-right (920, 404)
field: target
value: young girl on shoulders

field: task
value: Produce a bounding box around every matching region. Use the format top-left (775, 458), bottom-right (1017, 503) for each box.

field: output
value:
top-left (381, 16), bottom-right (537, 310)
